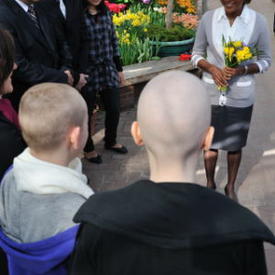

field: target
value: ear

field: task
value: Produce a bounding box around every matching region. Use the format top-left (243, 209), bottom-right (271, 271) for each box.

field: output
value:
top-left (68, 126), bottom-right (81, 150)
top-left (201, 126), bottom-right (214, 151)
top-left (131, 121), bottom-right (144, 146)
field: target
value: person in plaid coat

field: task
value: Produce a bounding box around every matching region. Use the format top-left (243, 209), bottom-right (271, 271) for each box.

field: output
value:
top-left (80, 0), bottom-right (127, 164)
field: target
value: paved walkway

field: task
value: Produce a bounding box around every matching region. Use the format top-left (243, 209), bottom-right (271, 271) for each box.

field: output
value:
top-left (84, 0), bottom-right (275, 272)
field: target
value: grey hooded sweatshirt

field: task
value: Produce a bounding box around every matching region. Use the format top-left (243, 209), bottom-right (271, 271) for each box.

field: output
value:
top-left (0, 148), bottom-right (94, 243)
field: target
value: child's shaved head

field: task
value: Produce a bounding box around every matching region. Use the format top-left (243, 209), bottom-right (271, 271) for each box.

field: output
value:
top-left (137, 71), bottom-right (211, 158)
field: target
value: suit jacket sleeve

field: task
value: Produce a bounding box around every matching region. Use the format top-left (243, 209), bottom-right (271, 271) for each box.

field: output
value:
top-left (77, 16), bottom-right (90, 73)
top-left (47, 6), bottom-right (73, 72)
top-left (55, 27), bottom-right (73, 72)
top-left (0, 19), bottom-right (68, 85)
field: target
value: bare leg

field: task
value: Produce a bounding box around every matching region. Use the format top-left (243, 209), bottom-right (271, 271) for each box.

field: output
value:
top-left (204, 149), bottom-right (218, 190)
top-left (225, 150), bottom-right (242, 201)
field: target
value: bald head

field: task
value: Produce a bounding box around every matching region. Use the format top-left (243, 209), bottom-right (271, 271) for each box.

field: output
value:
top-left (136, 71), bottom-right (211, 158)
top-left (19, 83), bottom-right (88, 151)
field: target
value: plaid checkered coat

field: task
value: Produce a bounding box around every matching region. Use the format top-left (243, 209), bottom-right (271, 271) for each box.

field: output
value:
top-left (83, 10), bottom-right (120, 92)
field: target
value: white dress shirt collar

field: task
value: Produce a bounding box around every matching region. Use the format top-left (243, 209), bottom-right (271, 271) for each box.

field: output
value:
top-left (212, 5), bottom-right (256, 60)
top-left (58, 0), bottom-right (67, 18)
top-left (13, 0), bottom-right (29, 12)
top-left (216, 4), bottom-right (250, 25)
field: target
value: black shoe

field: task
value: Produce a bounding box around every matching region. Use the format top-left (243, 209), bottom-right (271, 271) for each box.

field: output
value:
top-left (86, 154), bottom-right (102, 164)
top-left (105, 145), bottom-right (128, 154)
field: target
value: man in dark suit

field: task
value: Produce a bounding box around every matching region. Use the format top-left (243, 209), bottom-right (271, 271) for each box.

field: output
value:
top-left (0, 0), bottom-right (74, 109)
top-left (39, 0), bottom-right (88, 90)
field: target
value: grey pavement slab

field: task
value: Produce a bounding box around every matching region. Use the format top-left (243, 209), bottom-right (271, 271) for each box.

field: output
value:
top-left (83, 0), bottom-right (275, 273)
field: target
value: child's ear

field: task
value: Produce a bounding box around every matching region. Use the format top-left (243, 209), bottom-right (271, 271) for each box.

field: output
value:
top-left (201, 126), bottom-right (214, 151)
top-left (131, 121), bottom-right (144, 146)
top-left (69, 126), bottom-right (81, 150)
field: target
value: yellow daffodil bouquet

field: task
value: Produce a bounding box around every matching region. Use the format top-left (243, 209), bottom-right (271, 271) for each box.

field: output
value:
top-left (218, 37), bottom-right (257, 92)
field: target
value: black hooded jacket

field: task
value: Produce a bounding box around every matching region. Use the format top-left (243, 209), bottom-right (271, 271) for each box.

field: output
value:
top-left (69, 180), bottom-right (275, 275)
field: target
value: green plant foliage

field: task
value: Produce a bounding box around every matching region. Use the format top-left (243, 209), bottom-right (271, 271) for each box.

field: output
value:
top-left (113, 2), bottom-right (197, 64)
top-left (111, 0), bottom-right (136, 4)
top-left (146, 24), bottom-right (195, 42)
top-left (130, 4), bottom-right (165, 26)
top-left (119, 35), bottom-right (156, 65)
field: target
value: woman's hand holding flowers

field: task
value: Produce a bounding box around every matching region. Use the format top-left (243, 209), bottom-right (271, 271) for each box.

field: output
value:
top-left (223, 66), bottom-right (244, 80)
top-left (208, 65), bottom-right (228, 87)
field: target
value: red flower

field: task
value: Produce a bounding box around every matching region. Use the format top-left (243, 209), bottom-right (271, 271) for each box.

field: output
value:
top-left (179, 54), bottom-right (191, 61)
top-left (105, 1), bottom-right (126, 13)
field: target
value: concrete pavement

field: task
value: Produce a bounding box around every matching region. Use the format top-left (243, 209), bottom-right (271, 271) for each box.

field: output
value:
top-left (84, 0), bottom-right (275, 272)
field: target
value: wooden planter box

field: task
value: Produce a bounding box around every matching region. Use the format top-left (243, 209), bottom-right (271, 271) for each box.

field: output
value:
top-left (119, 56), bottom-right (199, 109)
top-left (150, 38), bottom-right (195, 57)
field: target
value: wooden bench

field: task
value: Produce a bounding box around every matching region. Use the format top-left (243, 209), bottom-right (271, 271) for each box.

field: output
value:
top-left (120, 56), bottom-right (195, 110)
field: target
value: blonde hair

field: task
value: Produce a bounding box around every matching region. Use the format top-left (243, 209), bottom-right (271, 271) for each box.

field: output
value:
top-left (19, 83), bottom-right (87, 151)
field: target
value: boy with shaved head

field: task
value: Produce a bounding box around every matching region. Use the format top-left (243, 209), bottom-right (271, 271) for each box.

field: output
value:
top-left (0, 83), bottom-right (93, 244)
top-left (70, 71), bottom-right (275, 275)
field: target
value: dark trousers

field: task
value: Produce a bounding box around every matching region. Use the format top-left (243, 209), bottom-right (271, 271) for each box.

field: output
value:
top-left (82, 87), bottom-right (120, 152)
top-left (0, 248), bottom-right (8, 275)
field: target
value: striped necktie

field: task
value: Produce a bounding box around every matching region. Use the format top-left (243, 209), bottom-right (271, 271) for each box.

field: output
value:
top-left (27, 4), bottom-right (40, 29)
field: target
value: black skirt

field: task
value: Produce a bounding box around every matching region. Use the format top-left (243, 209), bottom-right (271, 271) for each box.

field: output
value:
top-left (210, 105), bottom-right (253, 151)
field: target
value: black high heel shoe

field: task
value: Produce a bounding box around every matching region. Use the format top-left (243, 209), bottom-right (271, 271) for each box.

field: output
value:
top-left (86, 154), bottom-right (102, 164)
top-left (105, 145), bottom-right (128, 154)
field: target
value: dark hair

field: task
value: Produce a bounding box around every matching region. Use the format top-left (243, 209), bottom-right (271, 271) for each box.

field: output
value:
top-left (82, 0), bottom-right (108, 14)
top-left (245, 0), bottom-right (252, 3)
top-left (0, 28), bottom-right (15, 93)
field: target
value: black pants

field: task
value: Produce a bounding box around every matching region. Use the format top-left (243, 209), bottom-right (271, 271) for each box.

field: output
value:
top-left (0, 248), bottom-right (8, 275)
top-left (82, 87), bottom-right (120, 152)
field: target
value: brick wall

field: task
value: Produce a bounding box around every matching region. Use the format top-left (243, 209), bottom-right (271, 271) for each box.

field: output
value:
top-left (119, 85), bottom-right (135, 111)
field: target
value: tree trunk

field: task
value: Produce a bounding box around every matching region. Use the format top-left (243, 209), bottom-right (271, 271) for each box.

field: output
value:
top-left (165, 0), bottom-right (174, 29)
top-left (196, 0), bottom-right (208, 18)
